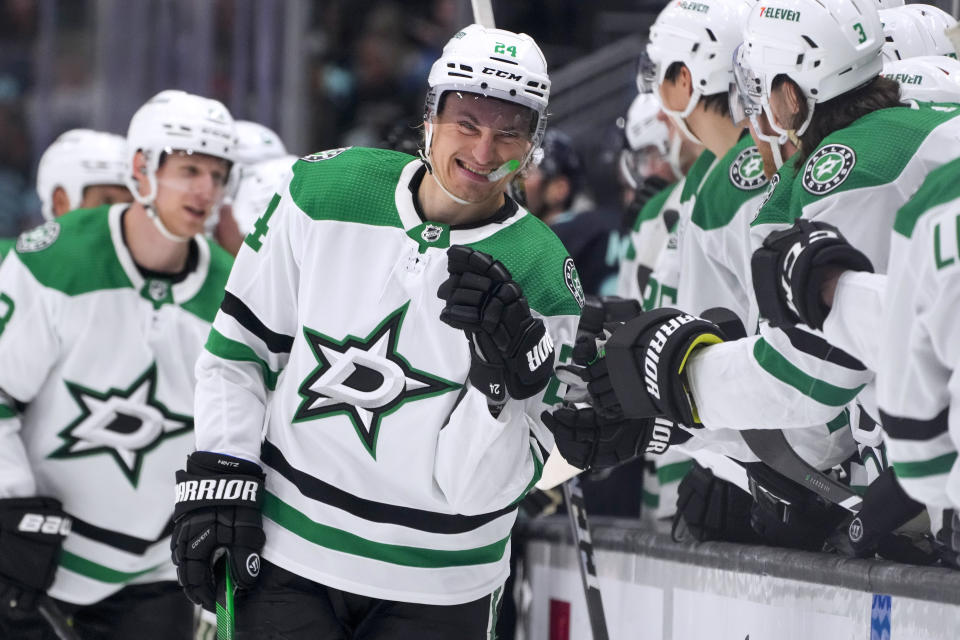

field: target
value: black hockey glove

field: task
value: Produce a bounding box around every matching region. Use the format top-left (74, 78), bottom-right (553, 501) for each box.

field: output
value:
top-left (746, 462), bottom-right (848, 551)
top-left (438, 245), bottom-right (555, 403)
top-left (171, 451), bottom-right (265, 612)
top-left (622, 175), bottom-right (670, 231)
top-left (0, 497), bottom-right (71, 612)
top-left (823, 467), bottom-right (934, 564)
top-left (752, 219), bottom-right (873, 330)
top-left (541, 407), bottom-right (679, 471)
top-left (558, 296), bottom-right (642, 415)
top-left (602, 308), bottom-right (727, 426)
top-left (672, 462), bottom-right (759, 543)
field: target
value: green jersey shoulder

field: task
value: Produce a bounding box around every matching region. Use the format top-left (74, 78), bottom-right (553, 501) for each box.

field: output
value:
top-left (679, 148), bottom-right (716, 204)
top-left (751, 161), bottom-right (798, 227)
top-left (691, 135), bottom-right (768, 231)
top-left (633, 182), bottom-right (678, 231)
top-left (894, 155), bottom-right (960, 239)
top-left (13, 205), bottom-right (132, 296)
top-left (289, 147), bottom-right (417, 228)
top-left (794, 103), bottom-right (960, 206)
top-left (466, 214), bottom-right (583, 318)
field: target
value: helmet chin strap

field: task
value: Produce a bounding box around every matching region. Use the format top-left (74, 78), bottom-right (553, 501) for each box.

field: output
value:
top-left (661, 89), bottom-right (704, 146)
top-left (127, 162), bottom-right (193, 243)
top-left (666, 132), bottom-right (684, 181)
top-left (146, 205), bottom-right (192, 243)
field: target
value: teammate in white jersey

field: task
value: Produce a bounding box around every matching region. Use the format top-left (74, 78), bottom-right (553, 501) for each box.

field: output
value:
top-left (171, 25), bottom-right (584, 639)
top-left (0, 89), bottom-right (236, 639)
top-left (35, 129), bottom-right (132, 221)
top-left (0, 130), bottom-right (132, 262)
top-left (594, 0), bottom-right (960, 558)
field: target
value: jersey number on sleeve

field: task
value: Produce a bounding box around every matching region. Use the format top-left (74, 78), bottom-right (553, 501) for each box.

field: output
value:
top-left (244, 194), bottom-right (281, 253)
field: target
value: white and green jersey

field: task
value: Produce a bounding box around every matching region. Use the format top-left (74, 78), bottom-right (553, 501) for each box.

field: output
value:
top-left (880, 157), bottom-right (960, 509)
top-left (0, 205), bottom-right (232, 605)
top-left (670, 137), bottom-right (854, 471)
top-left (688, 103), bottom-right (960, 432)
top-left (677, 134), bottom-right (768, 330)
top-left (616, 181), bottom-right (680, 302)
top-left (194, 147), bottom-right (581, 605)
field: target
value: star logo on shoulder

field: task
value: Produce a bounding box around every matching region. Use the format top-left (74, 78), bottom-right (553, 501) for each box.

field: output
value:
top-left (294, 303), bottom-right (461, 458)
top-left (49, 365), bottom-right (193, 486)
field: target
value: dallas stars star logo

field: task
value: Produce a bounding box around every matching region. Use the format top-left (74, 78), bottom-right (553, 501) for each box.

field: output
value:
top-left (294, 303), bottom-right (461, 458)
top-left (49, 364), bottom-right (193, 486)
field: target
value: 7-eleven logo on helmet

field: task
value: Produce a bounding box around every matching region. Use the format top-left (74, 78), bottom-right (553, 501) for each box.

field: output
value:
top-left (759, 6), bottom-right (802, 21)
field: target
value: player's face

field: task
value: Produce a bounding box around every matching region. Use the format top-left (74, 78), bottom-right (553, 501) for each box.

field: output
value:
top-left (153, 152), bottom-right (231, 237)
top-left (79, 184), bottom-right (132, 211)
top-left (431, 93), bottom-right (534, 205)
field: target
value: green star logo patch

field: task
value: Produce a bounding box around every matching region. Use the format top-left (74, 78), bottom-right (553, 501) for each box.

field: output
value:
top-left (729, 145), bottom-right (768, 191)
top-left (49, 364), bottom-right (193, 487)
top-left (294, 303), bottom-right (461, 458)
top-left (803, 144), bottom-right (856, 195)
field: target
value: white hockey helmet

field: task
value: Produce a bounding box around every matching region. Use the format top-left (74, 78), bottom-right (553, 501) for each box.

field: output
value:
top-left (643, 0), bottom-right (753, 142)
top-left (231, 154), bottom-right (298, 235)
top-left (125, 90), bottom-right (236, 241)
top-left (741, 0), bottom-right (884, 138)
top-left (36, 129), bottom-right (127, 221)
top-left (883, 55), bottom-right (960, 102)
top-left (233, 121), bottom-right (288, 167)
top-left (620, 92), bottom-right (678, 187)
top-left (424, 24), bottom-right (550, 161)
top-left (880, 5), bottom-right (958, 63)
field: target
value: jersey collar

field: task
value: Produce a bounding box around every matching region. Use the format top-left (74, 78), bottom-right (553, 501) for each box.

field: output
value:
top-left (393, 159), bottom-right (528, 246)
top-left (108, 203), bottom-right (211, 305)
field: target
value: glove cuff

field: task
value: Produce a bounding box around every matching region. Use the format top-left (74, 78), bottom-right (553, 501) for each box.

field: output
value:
top-left (175, 452), bottom-right (265, 520)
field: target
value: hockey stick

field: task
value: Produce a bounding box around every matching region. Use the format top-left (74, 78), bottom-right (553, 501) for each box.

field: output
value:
top-left (471, 0), bottom-right (496, 28)
top-left (215, 555), bottom-right (235, 640)
top-left (37, 595), bottom-right (81, 640)
top-left (562, 476), bottom-right (609, 640)
top-left (741, 429), bottom-right (862, 513)
top-left (695, 308), bottom-right (864, 514)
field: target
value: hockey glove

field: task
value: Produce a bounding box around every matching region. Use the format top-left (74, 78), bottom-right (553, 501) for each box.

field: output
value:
top-left (541, 407), bottom-right (679, 471)
top-left (171, 451), bottom-right (265, 612)
top-left (603, 308), bottom-right (727, 426)
top-left (752, 219), bottom-right (873, 330)
top-left (438, 245), bottom-right (555, 403)
top-left (558, 296), bottom-right (642, 412)
top-left (672, 462), bottom-right (759, 543)
top-left (824, 468), bottom-right (933, 564)
top-left (0, 497), bottom-right (71, 612)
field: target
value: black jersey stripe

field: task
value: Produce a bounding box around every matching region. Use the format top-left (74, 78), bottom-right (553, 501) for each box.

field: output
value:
top-left (261, 439), bottom-right (516, 534)
top-left (781, 327), bottom-right (867, 371)
top-left (221, 291), bottom-right (294, 354)
top-left (880, 407), bottom-right (949, 442)
top-left (69, 515), bottom-right (174, 555)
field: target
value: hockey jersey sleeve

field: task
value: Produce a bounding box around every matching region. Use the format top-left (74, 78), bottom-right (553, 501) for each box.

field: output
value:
top-left (821, 271), bottom-right (885, 372)
top-left (0, 252), bottom-right (61, 497)
top-left (879, 164), bottom-right (960, 509)
top-left (194, 189), bottom-right (301, 465)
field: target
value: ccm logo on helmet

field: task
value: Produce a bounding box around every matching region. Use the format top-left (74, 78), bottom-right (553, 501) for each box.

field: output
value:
top-left (482, 68), bottom-right (523, 82)
top-left (175, 479), bottom-right (259, 504)
top-left (644, 314), bottom-right (697, 400)
top-left (526, 332), bottom-right (555, 371)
